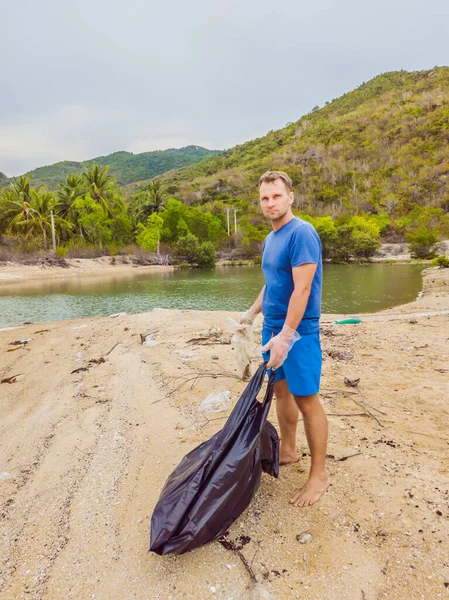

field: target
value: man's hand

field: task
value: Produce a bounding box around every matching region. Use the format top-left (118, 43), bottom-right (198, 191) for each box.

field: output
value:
top-left (261, 325), bottom-right (300, 370)
top-left (240, 309), bottom-right (256, 325)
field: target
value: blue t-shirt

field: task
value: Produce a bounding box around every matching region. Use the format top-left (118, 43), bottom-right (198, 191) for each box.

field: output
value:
top-left (262, 217), bottom-right (322, 334)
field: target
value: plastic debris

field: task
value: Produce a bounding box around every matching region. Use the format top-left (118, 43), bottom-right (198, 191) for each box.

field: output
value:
top-left (143, 339), bottom-right (159, 347)
top-left (296, 532), bottom-right (313, 544)
top-left (71, 324), bottom-right (88, 330)
top-left (335, 318), bottom-right (361, 324)
top-left (198, 390), bottom-right (232, 414)
top-left (109, 312), bottom-right (127, 318)
top-left (0, 472), bottom-right (12, 481)
top-left (226, 318), bottom-right (254, 380)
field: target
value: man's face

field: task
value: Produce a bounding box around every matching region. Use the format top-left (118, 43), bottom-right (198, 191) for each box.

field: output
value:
top-left (259, 178), bottom-right (294, 223)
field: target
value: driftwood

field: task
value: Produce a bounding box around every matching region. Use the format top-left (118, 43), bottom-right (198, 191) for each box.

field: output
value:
top-left (153, 370), bottom-right (240, 404)
top-left (1, 374), bottom-right (21, 384)
top-left (217, 534), bottom-right (256, 583)
top-left (344, 377), bottom-right (384, 427)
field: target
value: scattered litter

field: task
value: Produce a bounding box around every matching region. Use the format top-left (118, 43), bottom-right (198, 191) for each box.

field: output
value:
top-left (226, 318), bottom-right (254, 380)
top-left (327, 349), bottom-right (353, 361)
top-left (9, 338), bottom-right (32, 346)
top-left (139, 329), bottom-right (159, 344)
top-left (321, 328), bottom-right (338, 336)
top-left (296, 532), bottom-right (313, 544)
top-left (76, 352), bottom-right (87, 362)
top-left (143, 339), bottom-right (159, 347)
top-left (0, 472), bottom-right (12, 481)
top-left (186, 327), bottom-right (227, 345)
top-left (198, 390), bottom-right (231, 414)
top-left (399, 344), bottom-right (414, 351)
top-left (109, 312), bottom-right (127, 318)
top-left (335, 318), bottom-right (361, 325)
top-left (198, 327), bottom-right (222, 337)
top-left (71, 324), bottom-right (88, 330)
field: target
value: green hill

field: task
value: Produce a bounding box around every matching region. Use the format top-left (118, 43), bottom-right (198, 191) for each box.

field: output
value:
top-left (19, 145), bottom-right (220, 189)
top-left (154, 68), bottom-right (449, 218)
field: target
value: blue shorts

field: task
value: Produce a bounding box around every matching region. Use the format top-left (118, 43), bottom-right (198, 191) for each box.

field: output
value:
top-left (261, 327), bottom-right (322, 396)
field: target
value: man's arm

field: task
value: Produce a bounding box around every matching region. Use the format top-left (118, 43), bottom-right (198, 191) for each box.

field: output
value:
top-left (284, 263), bottom-right (317, 330)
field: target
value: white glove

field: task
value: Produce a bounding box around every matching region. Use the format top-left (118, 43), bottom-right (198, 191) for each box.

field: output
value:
top-left (261, 325), bottom-right (301, 370)
top-left (240, 309), bottom-right (256, 325)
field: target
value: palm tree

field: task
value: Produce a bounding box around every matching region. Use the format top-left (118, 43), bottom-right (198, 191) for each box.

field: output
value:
top-left (81, 164), bottom-right (124, 217)
top-left (14, 190), bottom-right (72, 249)
top-left (57, 174), bottom-right (83, 218)
top-left (57, 173), bottom-right (85, 239)
top-left (134, 180), bottom-right (167, 221)
top-left (0, 175), bottom-right (36, 235)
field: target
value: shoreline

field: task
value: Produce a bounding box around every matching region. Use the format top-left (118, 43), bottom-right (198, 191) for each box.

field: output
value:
top-left (0, 268), bottom-right (448, 599)
top-left (0, 256), bottom-right (174, 286)
top-left (0, 253), bottom-right (435, 290)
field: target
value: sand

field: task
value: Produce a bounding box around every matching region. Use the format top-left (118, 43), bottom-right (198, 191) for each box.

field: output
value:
top-left (0, 257), bottom-right (173, 286)
top-left (0, 267), bottom-right (448, 600)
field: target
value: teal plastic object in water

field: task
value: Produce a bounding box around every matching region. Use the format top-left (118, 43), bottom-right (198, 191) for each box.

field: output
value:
top-left (335, 318), bottom-right (362, 324)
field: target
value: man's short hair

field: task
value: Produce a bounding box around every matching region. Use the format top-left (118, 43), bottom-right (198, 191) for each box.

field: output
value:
top-left (258, 170), bottom-right (292, 193)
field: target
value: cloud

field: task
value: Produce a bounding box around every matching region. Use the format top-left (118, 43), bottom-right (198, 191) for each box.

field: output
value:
top-left (1, 0), bottom-right (448, 175)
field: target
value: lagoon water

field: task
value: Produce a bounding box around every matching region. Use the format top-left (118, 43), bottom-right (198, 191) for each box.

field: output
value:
top-left (0, 264), bottom-right (424, 328)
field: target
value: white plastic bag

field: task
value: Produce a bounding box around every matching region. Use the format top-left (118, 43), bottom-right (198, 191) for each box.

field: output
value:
top-left (226, 318), bottom-right (254, 380)
top-left (198, 390), bottom-right (231, 415)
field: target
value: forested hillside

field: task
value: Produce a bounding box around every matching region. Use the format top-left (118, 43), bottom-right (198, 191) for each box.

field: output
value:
top-left (16, 146), bottom-right (220, 189)
top-left (158, 68), bottom-right (449, 216)
top-left (1, 68), bottom-right (448, 265)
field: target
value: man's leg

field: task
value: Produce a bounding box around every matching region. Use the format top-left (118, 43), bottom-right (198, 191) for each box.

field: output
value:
top-left (274, 379), bottom-right (299, 465)
top-left (290, 393), bottom-right (330, 507)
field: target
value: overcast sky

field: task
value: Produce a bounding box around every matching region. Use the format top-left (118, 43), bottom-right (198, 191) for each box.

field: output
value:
top-left (1, 0), bottom-right (448, 176)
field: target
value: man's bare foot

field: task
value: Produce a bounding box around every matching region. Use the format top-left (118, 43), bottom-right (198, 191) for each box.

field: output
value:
top-left (279, 453), bottom-right (299, 466)
top-left (289, 472), bottom-right (331, 507)
top-left (279, 444), bottom-right (299, 465)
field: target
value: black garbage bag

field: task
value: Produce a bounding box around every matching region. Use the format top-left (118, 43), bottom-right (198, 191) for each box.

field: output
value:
top-left (150, 363), bottom-right (279, 555)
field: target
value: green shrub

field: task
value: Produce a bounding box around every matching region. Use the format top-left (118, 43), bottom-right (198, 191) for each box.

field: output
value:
top-left (55, 245), bottom-right (68, 258)
top-left (405, 227), bottom-right (438, 259)
top-left (196, 241), bottom-right (216, 268)
top-left (176, 233), bottom-right (216, 268)
top-left (433, 255), bottom-right (449, 268)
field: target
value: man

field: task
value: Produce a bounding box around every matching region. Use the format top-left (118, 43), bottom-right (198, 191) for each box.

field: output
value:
top-left (242, 170), bottom-right (330, 507)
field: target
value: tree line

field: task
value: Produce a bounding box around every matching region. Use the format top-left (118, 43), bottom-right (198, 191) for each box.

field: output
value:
top-left (1, 164), bottom-right (448, 266)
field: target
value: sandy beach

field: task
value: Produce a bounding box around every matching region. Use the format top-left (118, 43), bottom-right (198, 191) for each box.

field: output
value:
top-left (0, 257), bottom-right (174, 286)
top-left (0, 267), bottom-right (448, 599)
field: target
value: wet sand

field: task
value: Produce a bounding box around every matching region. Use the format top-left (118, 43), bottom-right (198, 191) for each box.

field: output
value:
top-left (0, 267), bottom-right (448, 599)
